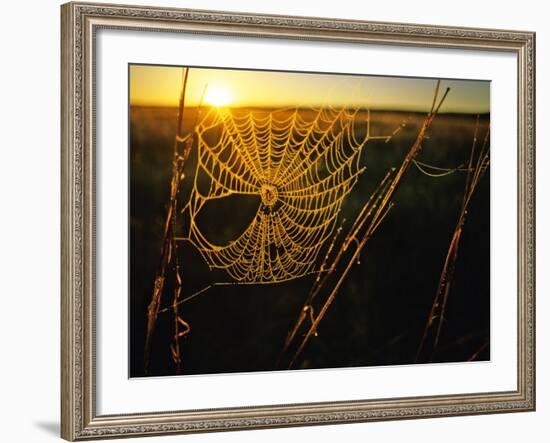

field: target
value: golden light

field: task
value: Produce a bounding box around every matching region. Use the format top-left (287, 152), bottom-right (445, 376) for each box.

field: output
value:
top-left (204, 85), bottom-right (233, 107)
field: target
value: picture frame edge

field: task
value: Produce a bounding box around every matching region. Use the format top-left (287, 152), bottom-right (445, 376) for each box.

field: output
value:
top-left (60, 2), bottom-right (536, 440)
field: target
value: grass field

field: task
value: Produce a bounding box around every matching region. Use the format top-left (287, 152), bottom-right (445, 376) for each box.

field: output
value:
top-left (130, 105), bottom-right (490, 377)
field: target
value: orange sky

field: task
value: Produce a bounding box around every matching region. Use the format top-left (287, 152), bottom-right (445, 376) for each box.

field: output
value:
top-left (129, 64), bottom-right (489, 114)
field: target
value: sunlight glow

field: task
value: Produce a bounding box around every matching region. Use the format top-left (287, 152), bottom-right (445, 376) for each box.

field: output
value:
top-left (129, 65), bottom-right (490, 113)
top-left (204, 85), bottom-right (233, 107)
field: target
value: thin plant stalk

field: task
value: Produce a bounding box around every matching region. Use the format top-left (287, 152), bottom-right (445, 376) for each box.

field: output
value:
top-left (282, 81), bottom-right (450, 369)
top-left (144, 68), bottom-right (192, 374)
top-left (277, 169), bottom-right (394, 366)
top-left (415, 117), bottom-right (490, 363)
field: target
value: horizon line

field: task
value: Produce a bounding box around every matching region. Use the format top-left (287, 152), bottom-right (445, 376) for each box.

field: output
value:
top-left (129, 103), bottom-right (490, 115)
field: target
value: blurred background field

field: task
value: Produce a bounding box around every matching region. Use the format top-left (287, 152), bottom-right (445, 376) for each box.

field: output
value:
top-left (130, 105), bottom-right (490, 377)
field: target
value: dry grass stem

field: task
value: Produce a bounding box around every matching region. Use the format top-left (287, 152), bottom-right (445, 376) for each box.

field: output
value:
top-left (280, 81), bottom-right (450, 369)
top-left (415, 116), bottom-right (490, 363)
top-left (144, 68), bottom-right (192, 374)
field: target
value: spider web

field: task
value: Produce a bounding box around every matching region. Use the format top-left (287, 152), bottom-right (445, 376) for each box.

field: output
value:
top-left (182, 106), bottom-right (381, 284)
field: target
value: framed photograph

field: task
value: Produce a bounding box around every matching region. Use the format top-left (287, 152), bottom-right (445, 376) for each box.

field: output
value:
top-left (61, 1), bottom-right (535, 440)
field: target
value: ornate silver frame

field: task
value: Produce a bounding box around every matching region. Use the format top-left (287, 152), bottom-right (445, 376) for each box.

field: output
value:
top-left (61, 2), bottom-right (535, 440)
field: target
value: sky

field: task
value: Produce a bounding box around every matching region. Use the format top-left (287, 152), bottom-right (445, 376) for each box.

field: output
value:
top-left (129, 64), bottom-right (489, 114)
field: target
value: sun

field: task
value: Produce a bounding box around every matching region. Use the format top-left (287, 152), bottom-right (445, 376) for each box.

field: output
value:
top-left (204, 85), bottom-right (233, 107)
